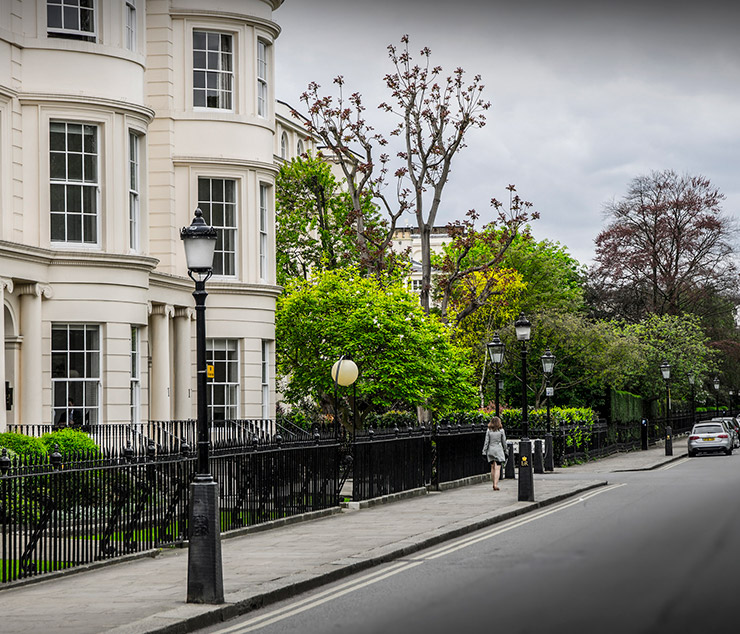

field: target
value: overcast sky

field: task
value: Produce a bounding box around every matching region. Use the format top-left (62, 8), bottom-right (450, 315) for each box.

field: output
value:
top-left (274, 0), bottom-right (740, 266)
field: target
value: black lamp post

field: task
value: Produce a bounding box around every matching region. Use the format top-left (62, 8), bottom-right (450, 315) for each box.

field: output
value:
top-left (487, 333), bottom-right (505, 416)
top-left (730, 390), bottom-right (735, 417)
top-left (714, 376), bottom-right (720, 417)
top-left (180, 208), bottom-right (223, 604)
top-left (660, 360), bottom-right (672, 456)
top-left (541, 348), bottom-right (555, 471)
top-left (688, 373), bottom-right (695, 427)
top-left (514, 313), bottom-right (534, 501)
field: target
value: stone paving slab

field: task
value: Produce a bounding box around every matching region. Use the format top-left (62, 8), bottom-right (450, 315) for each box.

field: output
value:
top-left (0, 442), bottom-right (680, 634)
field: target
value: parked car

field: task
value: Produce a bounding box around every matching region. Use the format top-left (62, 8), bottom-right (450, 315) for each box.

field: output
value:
top-left (688, 422), bottom-right (733, 456)
top-left (710, 418), bottom-right (739, 449)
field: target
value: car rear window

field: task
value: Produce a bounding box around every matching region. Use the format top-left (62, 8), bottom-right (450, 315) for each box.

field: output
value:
top-left (693, 425), bottom-right (723, 434)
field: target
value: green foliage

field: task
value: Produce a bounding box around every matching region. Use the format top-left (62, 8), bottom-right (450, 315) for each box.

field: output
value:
top-left (618, 313), bottom-right (720, 402)
top-left (276, 268), bottom-right (478, 423)
top-left (40, 429), bottom-right (101, 458)
top-left (0, 432), bottom-right (48, 460)
top-left (366, 410), bottom-right (419, 429)
top-left (500, 235), bottom-right (586, 315)
top-left (610, 388), bottom-right (646, 423)
top-left (275, 154), bottom-right (403, 286)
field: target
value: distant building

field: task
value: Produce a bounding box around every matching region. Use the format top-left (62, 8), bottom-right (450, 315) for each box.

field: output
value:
top-left (0, 0), bottom-right (291, 431)
top-left (391, 225), bottom-right (452, 299)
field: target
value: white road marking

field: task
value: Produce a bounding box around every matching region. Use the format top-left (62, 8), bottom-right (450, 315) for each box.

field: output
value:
top-left (656, 458), bottom-right (690, 471)
top-left (212, 483), bottom-right (626, 633)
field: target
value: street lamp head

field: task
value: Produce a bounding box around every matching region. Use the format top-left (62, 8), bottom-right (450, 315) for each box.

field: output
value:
top-left (541, 348), bottom-right (555, 376)
top-left (181, 208), bottom-right (217, 277)
top-left (331, 357), bottom-right (359, 387)
top-left (660, 360), bottom-right (670, 381)
top-left (487, 333), bottom-right (505, 366)
top-left (714, 376), bottom-right (720, 391)
top-left (514, 313), bottom-right (531, 342)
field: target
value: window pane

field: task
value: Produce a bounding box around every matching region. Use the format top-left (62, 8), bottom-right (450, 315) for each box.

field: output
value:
top-left (193, 31), bottom-right (206, 50)
top-left (69, 352), bottom-right (85, 375)
top-left (50, 153), bottom-right (66, 180)
top-left (68, 154), bottom-right (83, 180)
top-left (67, 186), bottom-right (81, 212)
top-left (52, 353), bottom-right (67, 378)
top-left (67, 214), bottom-right (82, 241)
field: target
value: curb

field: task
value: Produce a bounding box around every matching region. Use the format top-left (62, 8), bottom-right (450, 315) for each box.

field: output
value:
top-left (112, 479), bottom-right (608, 634)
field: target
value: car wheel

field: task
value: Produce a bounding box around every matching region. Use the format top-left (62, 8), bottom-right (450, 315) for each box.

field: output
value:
top-left (688, 450), bottom-right (697, 457)
top-left (726, 448), bottom-right (733, 456)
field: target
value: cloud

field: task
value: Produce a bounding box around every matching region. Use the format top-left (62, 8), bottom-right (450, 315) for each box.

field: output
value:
top-left (275, 0), bottom-right (740, 265)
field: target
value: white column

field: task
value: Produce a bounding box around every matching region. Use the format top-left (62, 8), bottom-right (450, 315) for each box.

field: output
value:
top-left (0, 278), bottom-right (11, 432)
top-left (149, 303), bottom-right (173, 421)
top-left (17, 283), bottom-right (53, 426)
top-left (173, 306), bottom-right (193, 420)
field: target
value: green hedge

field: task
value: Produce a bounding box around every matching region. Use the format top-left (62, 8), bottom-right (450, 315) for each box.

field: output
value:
top-left (0, 432), bottom-right (48, 461)
top-left (40, 429), bottom-right (101, 458)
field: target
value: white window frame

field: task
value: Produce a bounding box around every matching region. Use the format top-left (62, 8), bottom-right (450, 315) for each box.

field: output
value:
top-left (47, 0), bottom-right (96, 41)
top-left (193, 30), bottom-right (234, 110)
top-left (128, 131), bottom-right (140, 252)
top-left (257, 40), bottom-right (268, 117)
top-left (259, 183), bottom-right (268, 281)
top-left (198, 177), bottom-right (237, 277)
top-left (50, 121), bottom-right (99, 246)
top-left (280, 132), bottom-right (288, 159)
top-left (51, 323), bottom-right (101, 427)
top-left (125, 0), bottom-right (137, 52)
top-left (206, 338), bottom-right (240, 423)
top-left (130, 325), bottom-right (141, 424)
top-left (261, 340), bottom-right (270, 420)
top-left (296, 139), bottom-right (304, 156)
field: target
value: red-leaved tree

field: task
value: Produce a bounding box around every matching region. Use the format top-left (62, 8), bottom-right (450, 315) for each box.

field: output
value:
top-left (589, 170), bottom-right (739, 321)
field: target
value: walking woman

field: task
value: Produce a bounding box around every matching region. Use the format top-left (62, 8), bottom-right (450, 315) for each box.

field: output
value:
top-left (482, 416), bottom-right (507, 491)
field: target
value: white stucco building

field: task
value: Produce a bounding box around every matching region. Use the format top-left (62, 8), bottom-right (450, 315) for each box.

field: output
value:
top-left (0, 0), bottom-right (297, 431)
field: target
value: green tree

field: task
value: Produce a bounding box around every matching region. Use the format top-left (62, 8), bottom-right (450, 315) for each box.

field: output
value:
top-left (500, 235), bottom-right (585, 315)
top-left (275, 155), bottom-right (401, 287)
top-left (493, 312), bottom-right (642, 412)
top-left (276, 268), bottom-right (477, 427)
top-left (618, 313), bottom-right (720, 403)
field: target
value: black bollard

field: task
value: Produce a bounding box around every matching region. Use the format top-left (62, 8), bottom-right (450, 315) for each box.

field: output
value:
top-left (544, 432), bottom-right (554, 471)
top-left (518, 439), bottom-right (535, 502)
top-left (533, 439), bottom-right (544, 474)
top-left (505, 442), bottom-right (516, 479)
top-left (641, 419), bottom-right (648, 451)
top-left (665, 426), bottom-right (673, 456)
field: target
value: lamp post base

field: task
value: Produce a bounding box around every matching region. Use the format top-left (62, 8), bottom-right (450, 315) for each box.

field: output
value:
top-left (187, 478), bottom-right (224, 604)
top-left (665, 426), bottom-right (673, 456)
top-left (518, 439), bottom-right (535, 502)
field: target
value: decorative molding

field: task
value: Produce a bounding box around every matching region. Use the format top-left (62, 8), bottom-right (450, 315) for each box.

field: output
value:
top-left (0, 278), bottom-right (13, 294)
top-left (174, 306), bottom-right (195, 320)
top-left (151, 303), bottom-right (175, 319)
top-left (168, 9), bottom-right (282, 39)
top-left (0, 240), bottom-right (159, 273)
top-left (172, 156), bottom-right (279, 175)
top-left (18, 93), bottom-right (155, 123)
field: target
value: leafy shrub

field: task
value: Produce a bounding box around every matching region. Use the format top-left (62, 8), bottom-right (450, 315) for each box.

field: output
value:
top-left (366, 410), bottom-right (418, 429)
top-left (40, 429), bottom-right (101, 458)
top-left (0, 432), bottom-right (48, 461)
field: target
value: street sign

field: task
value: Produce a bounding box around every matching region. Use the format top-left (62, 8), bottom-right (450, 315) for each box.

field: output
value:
top-left (207, 364), bottom-right (214, 379)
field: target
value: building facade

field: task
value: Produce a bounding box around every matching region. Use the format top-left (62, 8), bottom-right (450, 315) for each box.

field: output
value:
top-left (0, 0), bottom-right (288, 431)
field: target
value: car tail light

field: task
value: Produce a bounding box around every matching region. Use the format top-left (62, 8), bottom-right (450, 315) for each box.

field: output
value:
top-left (689, 436), bottom-right (699, 440)
top-left (718, 434), bottom-right (729, 438)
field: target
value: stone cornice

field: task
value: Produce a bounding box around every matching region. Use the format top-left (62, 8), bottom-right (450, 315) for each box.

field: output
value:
top-left (150, 271), bottom-right (282, 299)
top-left (168, 7), bottom-right (282, 39)
top-left (0, 240), bottom-right (160, 272)
top-left (18, 93), bottom-right (155, 123)
top-left (172, 156), bottom-right (279, 175)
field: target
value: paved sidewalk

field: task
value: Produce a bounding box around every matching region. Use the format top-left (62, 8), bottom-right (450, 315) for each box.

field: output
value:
top-left (0, 441), bottom-right (684, 634)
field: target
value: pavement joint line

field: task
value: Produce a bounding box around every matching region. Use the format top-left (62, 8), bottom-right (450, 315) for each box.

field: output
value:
top-left (109, 480), bottom-right (609, 634)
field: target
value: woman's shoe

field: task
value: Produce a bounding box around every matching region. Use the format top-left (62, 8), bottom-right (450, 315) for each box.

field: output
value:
top-left (493, 486), bottom-right (500, 491)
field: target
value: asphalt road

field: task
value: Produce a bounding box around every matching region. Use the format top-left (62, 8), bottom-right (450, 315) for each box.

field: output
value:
top-left (202, 452), bottom-right (740, 634)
